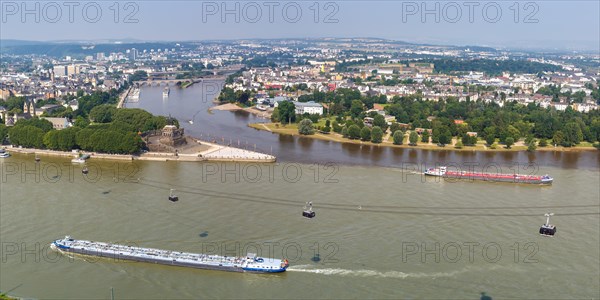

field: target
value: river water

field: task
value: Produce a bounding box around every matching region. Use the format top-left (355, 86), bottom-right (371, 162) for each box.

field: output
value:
top-left (0, 83), bottom-right (598, 299)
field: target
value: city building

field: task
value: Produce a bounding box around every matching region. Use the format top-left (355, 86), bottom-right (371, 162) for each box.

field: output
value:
top-left (293, 101), bottom-right (323, 115)
top-left (42, 117), bottom-right (71, 130)
top-left (53, 65), bottom-right (67, 77)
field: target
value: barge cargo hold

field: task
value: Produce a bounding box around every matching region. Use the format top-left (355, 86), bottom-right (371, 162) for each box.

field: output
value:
top-left (51, 236), bottom-right (289, 273)
top-left (424, 166), bottom-right (553, 184)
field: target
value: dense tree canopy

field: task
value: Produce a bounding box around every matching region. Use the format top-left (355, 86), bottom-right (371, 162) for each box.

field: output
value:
top-left (2, 96), bottom-right (25, 112)
top-left (371, 126), bottom-right (383, 143)
top-left (9, 125), bottom-right (45, 148)
top-left (0, 124), bottom-right (8, 144)
top-left (347, 125), bottom-right (361, 139)
top-left (277, 101), bottom-right (296, 124)
top-left (409, 131), bottom-right (419, 145)
top-left (89, 105), bottom-right (118, 123)
top-left (77, 90), bottom-right (120, 115)
top-left (393, 130), bottom-right (404, 145)
top-left (12, 118), bottom-right (54, 132)
top-left (360, 126), bottom-right (371, 141)
top-left (217, 87), bottom-right (253, 105)
top-left (128, 70), bottom-right (148, 83)
top-left (3, 88), bottom-right (173, 154)
top-left (43, 127), bottom-right (80, 151)
top-left (380, 96), bottom-right (600, 147)
top-left (424, 58), bottom-right (562, 76)
top-left (298, 119), bottom-right (315, 135)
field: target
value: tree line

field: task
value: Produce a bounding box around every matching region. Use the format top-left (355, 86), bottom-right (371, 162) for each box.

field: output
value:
top-left (421, 58), bottom-right (562, 76)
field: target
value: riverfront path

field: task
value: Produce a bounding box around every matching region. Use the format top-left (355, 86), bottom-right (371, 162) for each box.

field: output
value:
top-left (4, 138), bottom-right (276, 163)
top-left (139, 137), bottom-right (276, 162)
top-left (198, 141), bottom-right (275, 161)
top-left (117, 86), bottom-right (133, 108)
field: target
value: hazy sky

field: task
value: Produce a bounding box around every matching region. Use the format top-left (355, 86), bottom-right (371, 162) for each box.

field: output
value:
top-left (1, 1), bottom-right (598, 50)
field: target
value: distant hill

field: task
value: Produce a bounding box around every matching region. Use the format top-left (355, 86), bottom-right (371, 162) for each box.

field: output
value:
top-left (0, 38), bottom-right (504, 57)
top-left (0, 42), bottom-right (187, 57)
top-left (454, 45), bottom-right (499, 52)
top-left (0, 39), bottom-right (47, 47)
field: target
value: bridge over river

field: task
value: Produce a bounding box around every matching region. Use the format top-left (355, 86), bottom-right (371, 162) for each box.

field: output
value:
top-left (133, 75), bottom-right (227, 86)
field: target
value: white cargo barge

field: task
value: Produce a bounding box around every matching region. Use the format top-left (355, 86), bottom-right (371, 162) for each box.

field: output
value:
top-left (51, 236), bottom-right (289, 273)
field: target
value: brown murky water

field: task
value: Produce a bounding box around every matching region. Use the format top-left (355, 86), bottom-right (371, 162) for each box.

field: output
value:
top-left (0, 84), bottom-right (598, 299)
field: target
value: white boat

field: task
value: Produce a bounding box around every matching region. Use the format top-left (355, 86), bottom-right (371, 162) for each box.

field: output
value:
top-left (71, 154), bottom-right (90, 164)
top-left (0, 149), bottom-right (10, 158)
top-left (163, 87), bottom-right (170, 97)
top-left (128, 88), bottom-right (140, 102)
top-left (256, 105), bottom-right (267, 111)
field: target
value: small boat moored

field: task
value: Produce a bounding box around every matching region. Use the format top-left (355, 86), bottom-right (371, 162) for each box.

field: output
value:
top-left (256, 105), bottom-right (268, 111)
top-left (71, 154), bottom-right (91, 164)
top-left (0, 149), bottom-right (10, 158)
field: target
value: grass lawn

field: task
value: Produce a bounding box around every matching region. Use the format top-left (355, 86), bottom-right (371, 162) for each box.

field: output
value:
top-left (577, 141), bottom-right (595, 147)
top-left (313, 116), bottom-right (337, 128)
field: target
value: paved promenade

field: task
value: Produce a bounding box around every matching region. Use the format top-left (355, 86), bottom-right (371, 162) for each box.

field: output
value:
top-left (198, 141), bottom-right (275, 161)
top-left (3, 138), bottom-right (276, 163)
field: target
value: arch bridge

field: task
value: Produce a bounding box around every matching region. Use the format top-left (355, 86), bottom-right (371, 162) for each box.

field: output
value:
top-left (134, 78), bottom-right (203, 87)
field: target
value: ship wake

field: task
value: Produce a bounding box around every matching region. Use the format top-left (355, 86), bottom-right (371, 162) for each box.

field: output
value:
top-left (287, 265), bottom-right (463, 279)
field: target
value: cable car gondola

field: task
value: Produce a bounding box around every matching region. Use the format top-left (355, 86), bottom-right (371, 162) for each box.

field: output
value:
top-left (302, 202), bottom-right (315, 218)
top-left (311, 253), bottom-right (321, 262)
top-left (539, 213), bottom-right (556, 236)
top-left (169, 189), bottom-right (179, 202)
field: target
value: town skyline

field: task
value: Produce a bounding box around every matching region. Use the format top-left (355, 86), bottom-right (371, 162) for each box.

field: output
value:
top-left (1, 36), bottom-right (597, 54)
